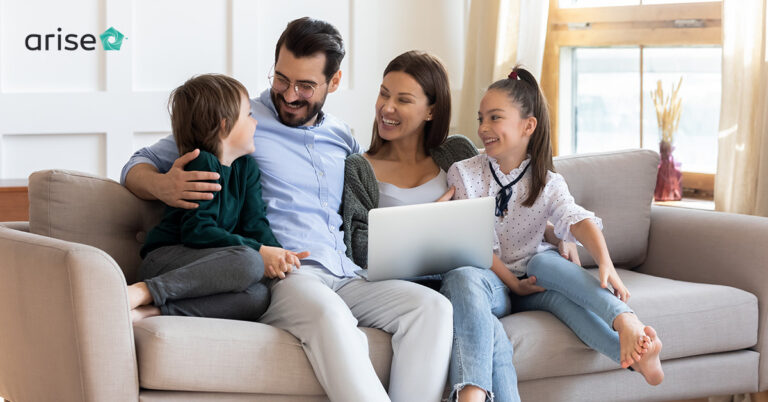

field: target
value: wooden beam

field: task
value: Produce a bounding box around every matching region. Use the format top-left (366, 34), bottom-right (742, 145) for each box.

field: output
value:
top-left (551, 2), bottom-right (721, 24)
top-left (549, 26), bottom-right (721, 47)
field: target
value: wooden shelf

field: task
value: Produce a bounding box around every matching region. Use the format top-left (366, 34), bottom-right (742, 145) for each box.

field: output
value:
top-left (0, 179), bottom-right (29, 222)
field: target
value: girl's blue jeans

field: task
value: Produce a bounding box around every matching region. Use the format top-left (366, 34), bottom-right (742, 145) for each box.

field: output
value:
top-left (439, 249), bottom-right (632, 402)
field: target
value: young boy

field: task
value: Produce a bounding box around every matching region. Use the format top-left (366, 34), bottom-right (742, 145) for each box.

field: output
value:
top-left (127, 74), bottom-right (309, 322)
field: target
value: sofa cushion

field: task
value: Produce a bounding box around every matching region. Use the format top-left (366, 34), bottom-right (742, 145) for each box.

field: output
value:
top-left (553, 149), bottom-right (658, 268)
top-left (133, 316), bottom-right (393, 394)
top-left (28, 170), bottom-right (164, 283)
top-left (503, 269), bottom-right (758, 381)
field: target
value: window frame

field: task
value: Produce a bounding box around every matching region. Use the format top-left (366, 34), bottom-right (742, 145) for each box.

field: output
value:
top-left (541, 0), bottom-right (722, 196)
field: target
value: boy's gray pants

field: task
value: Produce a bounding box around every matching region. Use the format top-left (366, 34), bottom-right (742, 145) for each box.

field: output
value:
top-left (139, 244), bottom-right (269, 321)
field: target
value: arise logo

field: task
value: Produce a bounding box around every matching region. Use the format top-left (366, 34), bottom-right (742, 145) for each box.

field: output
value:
top-left (25, 27), bottom-right (127, 51)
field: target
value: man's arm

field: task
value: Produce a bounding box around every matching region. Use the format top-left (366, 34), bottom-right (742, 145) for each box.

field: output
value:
top-left (121, 136), bottom-right (221, 209)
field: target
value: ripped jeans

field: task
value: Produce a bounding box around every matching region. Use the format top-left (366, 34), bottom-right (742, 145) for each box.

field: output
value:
top-left (440, 266), bottom-right (519, 402)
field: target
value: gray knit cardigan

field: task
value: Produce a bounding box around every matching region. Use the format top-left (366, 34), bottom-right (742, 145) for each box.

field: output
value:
top-left (341, 135), bottom-right (479, 268)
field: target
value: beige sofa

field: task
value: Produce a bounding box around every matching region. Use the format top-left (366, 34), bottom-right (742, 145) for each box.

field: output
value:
top-left (0, 149), bottom-right (765, 402)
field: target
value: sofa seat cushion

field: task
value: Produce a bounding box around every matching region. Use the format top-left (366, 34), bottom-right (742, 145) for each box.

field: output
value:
top-left (134, 316), bottom-right (392, 394)
top-left (504, 269), bottom-right (758, 381)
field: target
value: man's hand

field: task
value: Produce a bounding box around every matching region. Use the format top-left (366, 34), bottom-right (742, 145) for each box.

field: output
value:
top-left (156, 149), bottom-right (222, 209)
top-left (558, 240), bottom-right (582, 266)
top-left (260, 246), bottom-right (311, 279)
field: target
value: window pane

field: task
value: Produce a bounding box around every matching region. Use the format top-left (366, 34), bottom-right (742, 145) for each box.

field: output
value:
top-left (642, 47), bottom-right (721, 173)
top-left (572, 48), bottom-right (640, 154)
top-left (559, 0), bottom-right (638, 7)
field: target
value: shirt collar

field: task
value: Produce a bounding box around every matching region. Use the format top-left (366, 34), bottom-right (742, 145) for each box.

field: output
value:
top-left (487, 154), bottom-right (532, 182)
top-left (258, 89), bottom-right (326, 128)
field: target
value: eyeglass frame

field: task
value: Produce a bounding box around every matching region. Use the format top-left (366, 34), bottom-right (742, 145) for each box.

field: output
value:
top-left (268, 67), bottom-right (329, 100)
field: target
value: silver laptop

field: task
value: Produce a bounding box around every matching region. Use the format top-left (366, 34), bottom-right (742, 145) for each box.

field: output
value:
top-left (362, 197), bottom-right (495, 281)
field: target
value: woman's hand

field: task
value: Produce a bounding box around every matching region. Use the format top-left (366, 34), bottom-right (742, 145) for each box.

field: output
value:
top-left (259, 246), bottom-right (311, 279)
top-left (599, 263), bottom-right (631, 302)
top-left (435, 186), bottom-right (455, 202)
top-left (558, 240), bottom-right (581, 266)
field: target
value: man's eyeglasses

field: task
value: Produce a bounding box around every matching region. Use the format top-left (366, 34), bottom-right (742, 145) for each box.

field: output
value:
top-left (268, 73), bottom-right (327, 100)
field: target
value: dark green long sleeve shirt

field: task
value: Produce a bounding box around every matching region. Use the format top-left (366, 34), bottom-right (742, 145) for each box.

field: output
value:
top-left (141, 151), bottom-right (281, 258)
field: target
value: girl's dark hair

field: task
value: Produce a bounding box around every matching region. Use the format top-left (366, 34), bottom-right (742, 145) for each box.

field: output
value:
top-left (367, 50), bottom-right (451, 156)
top-left (169, 74), bottom-right (248, 157)
top-left (488, 66), bottom-right (553, 207)
top-left (275, 17), bottom-right (345, 81)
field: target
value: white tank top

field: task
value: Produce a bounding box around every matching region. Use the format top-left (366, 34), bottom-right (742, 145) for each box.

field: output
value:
top-left (377, 169), bottom-right (449, 208)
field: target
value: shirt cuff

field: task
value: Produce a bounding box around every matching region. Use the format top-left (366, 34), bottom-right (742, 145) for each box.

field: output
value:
top-left (120, 156), bottom-right (159, 185)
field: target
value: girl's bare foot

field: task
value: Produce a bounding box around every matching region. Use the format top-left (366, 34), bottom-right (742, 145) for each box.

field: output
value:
top-left (127, 282), bottom-right (153, 309)
top-left (630, 326), bottom-right (664, 385)
top-left (613, 312), bottom-right (651, 368)
top-left (130, 305), bottom-right (161, 322)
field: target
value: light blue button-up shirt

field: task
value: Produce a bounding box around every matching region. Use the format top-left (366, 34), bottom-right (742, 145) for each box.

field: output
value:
top-left (121, 89), bottom-right (363, 277)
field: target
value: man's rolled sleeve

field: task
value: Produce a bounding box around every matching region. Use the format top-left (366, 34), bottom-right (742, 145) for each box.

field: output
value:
top-left (120, 135), bottom-right (179, 185)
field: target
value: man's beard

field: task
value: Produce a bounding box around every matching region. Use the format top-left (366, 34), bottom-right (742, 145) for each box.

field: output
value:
top-left (271, 90), bottom-right (327, 127)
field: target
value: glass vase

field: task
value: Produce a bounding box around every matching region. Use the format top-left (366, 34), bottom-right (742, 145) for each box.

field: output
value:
top-left (654, 140), bottom-right (683, 201)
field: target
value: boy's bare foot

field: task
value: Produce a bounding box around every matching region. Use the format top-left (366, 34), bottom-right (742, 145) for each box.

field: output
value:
top-left (630, 326), bottom-right (664, 385)
top-left (130, 305), bottom-right (161, 322)
top-left (613, 312), bottom-right (650, 368)
top-left (127, 282), bottom-right (153, 309)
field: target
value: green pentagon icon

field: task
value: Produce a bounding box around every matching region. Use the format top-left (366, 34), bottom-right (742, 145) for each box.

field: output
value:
top-left (100, 27), bottom-right (125, 51)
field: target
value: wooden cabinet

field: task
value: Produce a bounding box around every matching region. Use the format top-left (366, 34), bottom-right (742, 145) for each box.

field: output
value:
top-left (0, 179), bottom-right (29, 222)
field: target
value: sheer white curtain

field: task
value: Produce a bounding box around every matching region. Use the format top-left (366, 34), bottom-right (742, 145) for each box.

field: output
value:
top-left (716, 0), bottom-right (768, 216)
top-left (456, 0), bottom-right (549, 144)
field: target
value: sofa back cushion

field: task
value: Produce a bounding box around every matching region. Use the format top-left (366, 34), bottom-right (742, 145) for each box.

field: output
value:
top-left (28, 170), bottom-right (164, 283)
top-left (553, 149), bottom-right (659, 268)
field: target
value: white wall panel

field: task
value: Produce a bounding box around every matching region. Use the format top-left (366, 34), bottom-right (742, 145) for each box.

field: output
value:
top-left (132, 0), bottom-right (229, 91)
top-left (133, 131), bottom-right (170, 151)
top-left (0, 0), bottom-right (466, 179)
top-left (0, 0), bottom-right (105, 93)
top-left (1, 133), bottom-right (106, 178)
top-left (253, 0), bottom-right (351, 90)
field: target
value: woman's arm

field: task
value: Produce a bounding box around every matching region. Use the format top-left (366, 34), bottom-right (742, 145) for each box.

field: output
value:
top-left (341, 155), bottom-right (379, 268)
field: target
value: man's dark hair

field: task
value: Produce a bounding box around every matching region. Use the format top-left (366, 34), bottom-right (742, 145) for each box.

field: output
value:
top-left (274, 17), bottom-right (345, 81)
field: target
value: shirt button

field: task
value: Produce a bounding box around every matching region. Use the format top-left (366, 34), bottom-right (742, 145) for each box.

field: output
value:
top-left (307, 144), bottom-right (314, 149)
top-left (329, 224), bottom-right (334, 230)
top-left (318, 171), bottom-right (325, 177)
top-left (322, 202), bottom-right (328, 207)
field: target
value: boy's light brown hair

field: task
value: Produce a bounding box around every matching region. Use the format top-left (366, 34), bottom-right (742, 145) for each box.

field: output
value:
top-left (169, 74), bottom-right (248, 157)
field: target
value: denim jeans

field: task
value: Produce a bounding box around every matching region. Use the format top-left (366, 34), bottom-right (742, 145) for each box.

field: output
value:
top-left (440, 266), bottom-right (520, 402)
top-left (510, 249), bottom-right (633, 364)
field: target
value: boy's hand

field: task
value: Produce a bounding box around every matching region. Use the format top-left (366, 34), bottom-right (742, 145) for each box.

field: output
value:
top-left (157, 149), bottom-right (222, 209)
top-left (435, 186), bottom-right (455, 202)
top-left (599, 264), bottom-right (631, 302)
top-left (509, 276), bottom-right (545, 296)
top-left (558, 240), bottom-right (581, 266)
top-left (260, 246), bottom-right (310, 279)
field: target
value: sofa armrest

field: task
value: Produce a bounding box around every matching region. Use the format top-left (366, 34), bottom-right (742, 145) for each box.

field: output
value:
top-left (638, 205), bottom-right (768, 391)
top-left (0, 221), bottom-right (29, 232)
top-left (0, 226), bottom-right (139, 402)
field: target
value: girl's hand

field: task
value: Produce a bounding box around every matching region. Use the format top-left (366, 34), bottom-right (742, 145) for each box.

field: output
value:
top-left (260, 246), bottom-right (311, 279)
top-left (599, 264), bottom-right (631, 302)
top-left (558, 240), bottom-right (581, 266)
top-left (510, 276), bottom-right (546, 296)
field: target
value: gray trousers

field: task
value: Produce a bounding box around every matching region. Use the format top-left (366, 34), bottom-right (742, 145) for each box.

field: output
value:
top-left (259, 264), bottom-right (453, 402)
top-left (139, 245), bottom-right (269, 321)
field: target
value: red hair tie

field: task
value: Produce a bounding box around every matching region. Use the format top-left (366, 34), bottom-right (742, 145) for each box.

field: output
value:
top-left (508, 71), bottom-right (519, 80)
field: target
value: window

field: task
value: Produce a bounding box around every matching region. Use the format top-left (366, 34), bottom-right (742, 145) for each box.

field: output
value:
top-left (542, 0), bottom-right (722, 196)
